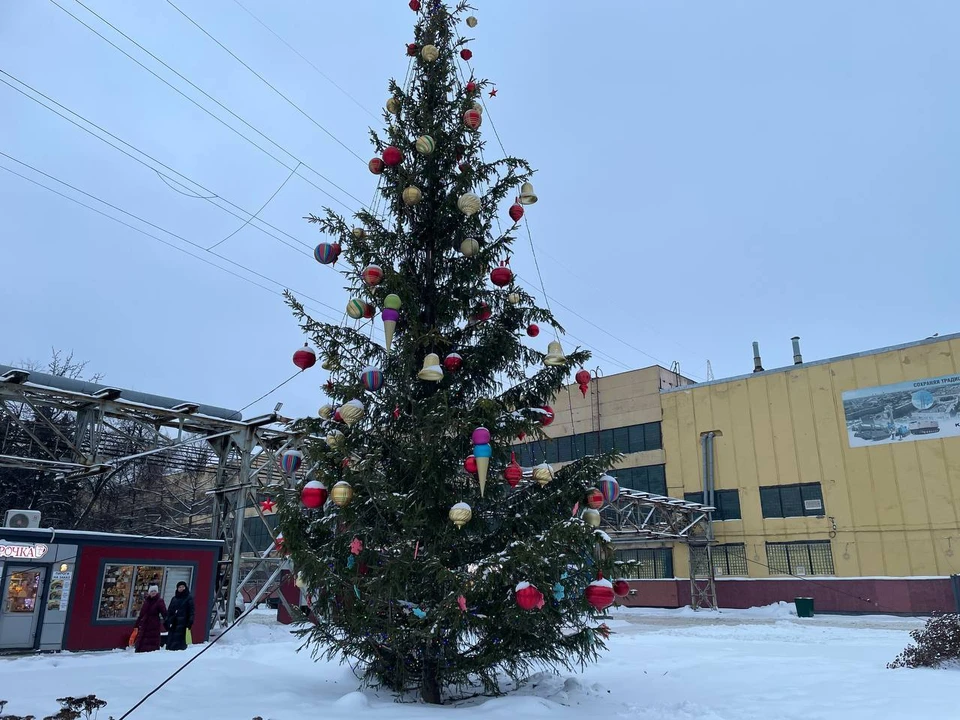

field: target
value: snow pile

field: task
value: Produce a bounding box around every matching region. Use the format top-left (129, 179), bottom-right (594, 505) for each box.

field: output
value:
top-left (0, 607), bottom-right (956, 719)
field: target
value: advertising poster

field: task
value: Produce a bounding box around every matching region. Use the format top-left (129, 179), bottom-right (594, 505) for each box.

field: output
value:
top-left (842, 373), bottom-right (960, 448)
top-left (48, 570), bottom-right (72, 611)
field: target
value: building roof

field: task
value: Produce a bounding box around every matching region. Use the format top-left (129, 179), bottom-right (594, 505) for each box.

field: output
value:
top-left (0, 527), bottom-right (223, 548)
top-left (661, 332), bottom-right (960, 394)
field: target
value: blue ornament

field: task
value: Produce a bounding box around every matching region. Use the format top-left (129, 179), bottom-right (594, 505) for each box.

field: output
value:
top-left (413, 607), bottom-right (427, 619)
top-left (553, 582), bottom-right (565, 601)
top-left (347, 555), bottom-right (356, 570)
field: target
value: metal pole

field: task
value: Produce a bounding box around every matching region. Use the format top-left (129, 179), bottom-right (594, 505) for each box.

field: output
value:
top-left (227, 428), bottom-right (255, 624)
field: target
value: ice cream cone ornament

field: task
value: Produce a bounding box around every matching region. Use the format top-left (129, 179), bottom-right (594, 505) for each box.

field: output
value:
top-left (382, 294), bottom-right (401, 352)
top-left (418, 353), bottom-right (444, 381)
top-left (472, 426), bottom-right (492, 496)
top-left (543, 340), bottom-right (566, 367)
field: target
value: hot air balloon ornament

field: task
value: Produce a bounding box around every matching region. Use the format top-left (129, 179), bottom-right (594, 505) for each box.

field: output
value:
top-left (314, 242), bottom-right (341, 265)
top-left (599, 474), bottom-right (620, 504)
top-left (292, 344), bottom-right (316, 371)
top-left (490, 261), bottom-right (513, 288)
top-left (280, 449), bottom-right (303, 476)
top-left (360, 366), bottom-right (384, 392)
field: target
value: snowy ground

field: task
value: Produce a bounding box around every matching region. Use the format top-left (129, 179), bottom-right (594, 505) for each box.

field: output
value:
top-left (1, 605), bottom-right (956, 720)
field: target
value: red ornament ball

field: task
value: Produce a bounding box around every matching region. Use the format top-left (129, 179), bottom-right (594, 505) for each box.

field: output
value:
top-left (490, 265), bottom-right (513, 287)
top-left (363, 303), bottom-right (375, 319)
top-left (463, 109), bottom-right (482, 131)
top-left (470, 302), bottom-right (492, 324)
top-left (362, 264), bottom-right (384, 286)
top-left (585, 578), bottom-right (616, 611)
top-left (575, 369), bottom-right (591, 386)
top-left (612, 579), bottom-right (631, 598)
top-left (459, 162), bottom-right (470, 174)
top-left (301, 480), bottom-right (328, 509)
top-left (333, 409), bottom-right (343, 423)
top-left (539, 406), bottom-right (555, 426)
top-left (368, 157), bottom-right (385, 175)
top-left (586, 487), bottom-right (604, 510)
top-left (464, 455), bottom-right (478, 474)
top-left (292, 344), bottom-right (317, 371)
top-left (406, 43), bottom-right (418, 56)
top-left (444, 353), bottom-right (463, 372)
top-left (460, 49), bottom-right (473, 61)
top-left (516, 582), bottom-right (544, 611)
top-left (509, 203), bottom-right (524, 223)
top-left (382, 146), bottom-right (403, 167)
top-left (526, 324), bottom-right (540, 337)
top-left (409, 0), bottom-right (420, 10)
top-left (466, 81), bottom-right (477, 93)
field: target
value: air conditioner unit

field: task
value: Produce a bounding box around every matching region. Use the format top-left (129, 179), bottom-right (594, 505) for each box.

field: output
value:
top-left (4, 509), bottom-right (41, 529)
top-left (804, 499), bottom-right (823, 512)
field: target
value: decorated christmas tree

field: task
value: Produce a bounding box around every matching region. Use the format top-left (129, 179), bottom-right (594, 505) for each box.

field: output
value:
top-left (279, 1), bottom-right (622, 704)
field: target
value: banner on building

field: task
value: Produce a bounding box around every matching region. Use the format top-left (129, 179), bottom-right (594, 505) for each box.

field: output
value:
top-left (842, 374), bottom-right (960, 447)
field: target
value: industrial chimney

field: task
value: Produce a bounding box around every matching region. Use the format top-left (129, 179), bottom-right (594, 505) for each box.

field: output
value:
top-left (752, 341), bottom-right (764, 373)
top-left (791, 336), bottom-right (803, 365)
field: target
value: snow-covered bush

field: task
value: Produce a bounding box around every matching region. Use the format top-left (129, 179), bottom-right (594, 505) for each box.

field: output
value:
top-left (888, 613), bottom-right (960, 669)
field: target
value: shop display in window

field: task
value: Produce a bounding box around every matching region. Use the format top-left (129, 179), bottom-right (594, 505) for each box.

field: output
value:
top-left (4, 570), bottom-right (42, 613)
top-left (97, 564), bottom-right (134, 619)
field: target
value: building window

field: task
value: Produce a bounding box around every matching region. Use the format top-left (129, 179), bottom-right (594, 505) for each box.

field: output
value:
top-left (97, 564), bottom-right (195, 621)
top-left (616, 464), bottom-right (667, 495)
top-left (614, 547), bottom-right (674, 579)
top-left (765, 541), bottom-right (834, 576)
top-left (685, 489), bottom-right (741, 520)
top-left (514, 422), bottom-right (664, 465)
top-left (690, 544), bottom-right (748, 577)
top-left (760, 483), bottom-right (824, 518)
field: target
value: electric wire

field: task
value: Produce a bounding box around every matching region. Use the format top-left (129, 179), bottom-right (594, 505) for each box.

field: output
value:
top-left (239, 371), bottom-right (302, 413)
top-left (461, 56), bottom-right (706, 379)
top-left (164, 0), bottom-right (367, 164)
top-left (0, 70), bottom-right (312, 255)
top-left (50, 0), bottom-right (378, 219)
top-left (207, 162), bottom-right (300, 250)
top-left (0, 151), bottom-right (364, 331)
top-left (229, 0), bottom-right (378, 121)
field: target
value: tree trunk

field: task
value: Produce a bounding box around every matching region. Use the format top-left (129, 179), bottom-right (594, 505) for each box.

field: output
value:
top-left (420, 642), bottom-right (442, 705)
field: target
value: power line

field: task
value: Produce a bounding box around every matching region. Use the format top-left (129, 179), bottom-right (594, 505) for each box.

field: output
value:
top-left (230, 0), bottom-right (378, 121)
top-left (0, 149), bottom-right (368, 332)
top-left (207, 162), bottom-right (300, 250)
top-left (0, 69), bottom-right (312, 256)
top-left (50, 0), bottom-right (376, 218)
top-left (164, 0), bottom-right (367, 164)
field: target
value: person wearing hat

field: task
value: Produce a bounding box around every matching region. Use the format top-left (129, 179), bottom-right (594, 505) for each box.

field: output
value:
top-left (165, 581), bottom-right (195, 651)
top-left (134, 585), bottom-right (167, 653)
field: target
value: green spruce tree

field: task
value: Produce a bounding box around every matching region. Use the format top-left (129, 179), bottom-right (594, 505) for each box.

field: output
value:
top-left (280, 1), bottom-right (619, 704)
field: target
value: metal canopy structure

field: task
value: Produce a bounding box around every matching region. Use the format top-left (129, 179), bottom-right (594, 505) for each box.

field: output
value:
top-left (0, 364), bottom-right (304, 627)
top-left (601, 488), bottom-right (718, 610)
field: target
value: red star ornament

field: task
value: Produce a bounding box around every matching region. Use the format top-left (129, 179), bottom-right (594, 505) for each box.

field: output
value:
top-left (260, 498), bottom-right (276, 513)
top-left (489, 87), bottom-right (497, 97)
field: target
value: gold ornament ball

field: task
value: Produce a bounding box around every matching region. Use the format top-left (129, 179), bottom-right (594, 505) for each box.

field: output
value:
top-left (460, 238), bottom-right (480, 257)
top-left (507, 292), bottom-right (521, 305)
top-left (331, 480), bottom-right (354, 507)
top-left (466, 16), bottom-right (478, 28)
top-left (386, 97), bottom-right (400, 115)
top-left (449, 502), bottom-right (472, 528)
top-left (582, 508), bottom-right (602, 527)
top-left (318, 404), bottom-right (333, 419)
top-left (326, 430), bottom-right (344, 449)
top-left (352, 227), bottom-right (366, 240)
top-left (402, 186), bottom-right (423, 206)
top-left (532, 463), bottom-right (553, 487)
top-left (421, 44), bottom-right (439, 62)
top-left (458, 193), bottom-right (481, 216)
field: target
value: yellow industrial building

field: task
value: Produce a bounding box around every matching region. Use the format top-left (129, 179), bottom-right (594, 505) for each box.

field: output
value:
top-left (534, 334), bottom-right (960, 613)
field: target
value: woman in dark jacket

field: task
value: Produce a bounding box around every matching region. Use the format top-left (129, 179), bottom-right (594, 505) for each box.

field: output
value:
top-left (165, 581), bottom-right (195, 651)
top-left (134, 585), bottom-right (167, 653)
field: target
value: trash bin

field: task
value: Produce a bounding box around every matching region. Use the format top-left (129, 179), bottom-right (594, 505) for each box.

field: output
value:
top-left (794, 597), bottom-right (814, 618)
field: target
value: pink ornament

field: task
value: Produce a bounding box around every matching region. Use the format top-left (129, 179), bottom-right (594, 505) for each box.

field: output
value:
top-left (350, 537), bottom-right (364, 555)
top-left (457, 595), bottom-right (467, 612)
top-left (472, 427), bottom-right (491, 445)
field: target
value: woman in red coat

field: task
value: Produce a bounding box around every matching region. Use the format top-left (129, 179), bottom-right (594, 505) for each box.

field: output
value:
top-left (134, 585), bottom-right (167, 653)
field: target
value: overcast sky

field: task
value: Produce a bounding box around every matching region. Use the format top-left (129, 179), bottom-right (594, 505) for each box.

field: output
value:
top-left (2, 0), bottom-right (958, 420)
